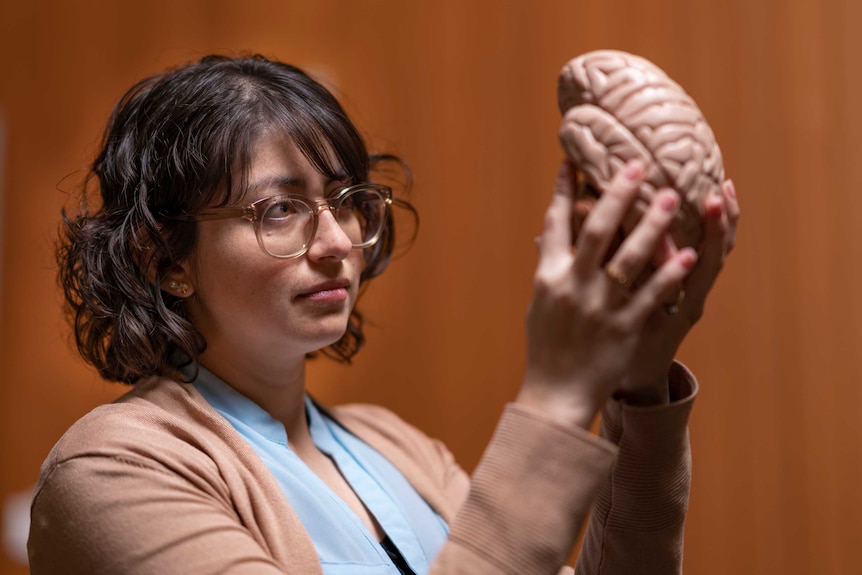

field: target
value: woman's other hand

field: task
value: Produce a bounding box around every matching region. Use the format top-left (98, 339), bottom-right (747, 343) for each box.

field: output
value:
top-left (517, 160), bottom-right (699, 428)
top-left (616, 178), bottom-right (740, 406)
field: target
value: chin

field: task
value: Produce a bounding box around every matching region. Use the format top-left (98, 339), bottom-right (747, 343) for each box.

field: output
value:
top-left (301, 324), bottom-right (351, 354)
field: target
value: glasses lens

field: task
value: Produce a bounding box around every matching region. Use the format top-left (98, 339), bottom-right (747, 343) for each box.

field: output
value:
top-left (256, 187), bottom-right (388, 258)
top-left (259, 197), bottom-right (314, 257)
top-left (336, 187), bottom-right (388, 246)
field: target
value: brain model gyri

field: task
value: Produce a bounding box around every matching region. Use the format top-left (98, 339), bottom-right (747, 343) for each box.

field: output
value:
top-left (558, 50), bottom-right (725, 249)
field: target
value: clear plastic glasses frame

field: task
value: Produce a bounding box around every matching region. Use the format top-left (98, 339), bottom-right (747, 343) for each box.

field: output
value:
top-left (176, 183), bottom-right (393, 259)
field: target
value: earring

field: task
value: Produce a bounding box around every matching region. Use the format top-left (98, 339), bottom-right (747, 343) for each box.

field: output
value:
top-left (167, 280), bottom-right (190, 296)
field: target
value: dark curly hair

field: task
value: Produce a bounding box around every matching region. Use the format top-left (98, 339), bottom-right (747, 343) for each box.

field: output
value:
top-left (57, 54), bottom-right (415, 384)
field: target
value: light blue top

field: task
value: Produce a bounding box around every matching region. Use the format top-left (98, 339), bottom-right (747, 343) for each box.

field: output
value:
top-left (193, 367), bottom-right (449, 575)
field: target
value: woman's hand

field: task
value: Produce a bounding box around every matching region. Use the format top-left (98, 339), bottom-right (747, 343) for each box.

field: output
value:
top-left (616, 178), bottom-right (740, 405)
top-left (517, 160), bottom-right (699, 429)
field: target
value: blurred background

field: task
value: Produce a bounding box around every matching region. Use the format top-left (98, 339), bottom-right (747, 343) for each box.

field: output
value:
top-left (2, 0), bottom-right (861, 573)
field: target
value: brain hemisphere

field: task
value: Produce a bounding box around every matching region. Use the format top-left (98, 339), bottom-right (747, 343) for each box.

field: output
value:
top-left (558, 50), bottom-right (725, 249)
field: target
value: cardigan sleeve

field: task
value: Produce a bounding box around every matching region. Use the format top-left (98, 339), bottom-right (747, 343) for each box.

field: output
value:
top-left (575, 361), bottom-right (697, 575)
top-left (427, 404), bottom-right (619, 575)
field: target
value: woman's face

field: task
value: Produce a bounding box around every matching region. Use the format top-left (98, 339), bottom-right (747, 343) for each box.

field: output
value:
top-left (183, 131), bottom-right (364, 374)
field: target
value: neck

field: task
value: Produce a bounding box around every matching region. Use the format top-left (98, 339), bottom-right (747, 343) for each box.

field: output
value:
top-left (198, 351), bottom-right (313, 445)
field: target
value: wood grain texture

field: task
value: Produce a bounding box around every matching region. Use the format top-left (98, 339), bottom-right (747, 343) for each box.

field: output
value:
top-left (1, 1), bottom-right (860, 573)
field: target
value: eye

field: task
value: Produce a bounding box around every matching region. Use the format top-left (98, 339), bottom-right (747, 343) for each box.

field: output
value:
top-left (261, 197), bottom-right (307, 223)
top-left (344, 189), bottom-right (382, 212)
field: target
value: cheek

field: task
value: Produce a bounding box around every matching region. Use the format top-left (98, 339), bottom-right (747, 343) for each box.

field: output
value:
top-left (191, 226), bottom-right (271, 296)
top-left (350, 248), bottom-right (365, 269)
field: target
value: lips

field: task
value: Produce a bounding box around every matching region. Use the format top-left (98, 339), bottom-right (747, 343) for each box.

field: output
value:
top-left (296, 278), bottom-right (351, 302)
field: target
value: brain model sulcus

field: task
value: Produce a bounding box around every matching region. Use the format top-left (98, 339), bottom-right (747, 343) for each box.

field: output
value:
top-left (558, 50), bottom-right (725, 250)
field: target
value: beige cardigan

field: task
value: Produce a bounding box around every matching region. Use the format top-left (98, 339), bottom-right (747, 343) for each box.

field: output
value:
top-left (28, 363), bottom-right (696, 575)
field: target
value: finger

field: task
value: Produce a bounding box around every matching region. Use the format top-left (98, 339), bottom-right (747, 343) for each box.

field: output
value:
top-left (676, 190), bottom-right (730, 320)
top-left (651, 234), bottom-right (679, 269)
top-left (574, 160), bottom-right (645, 277)
top-left (622, 247), bottom-right (698, 326)
top-left (722, 179), bottom-right (740, 253)
top-left (604, 189), bottom-right (680, 289)
top-left (536, 162), bottom-right (577, 276)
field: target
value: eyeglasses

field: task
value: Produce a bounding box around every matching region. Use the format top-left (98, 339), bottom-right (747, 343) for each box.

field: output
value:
top-left (174, 183), bottom-right (392, 259)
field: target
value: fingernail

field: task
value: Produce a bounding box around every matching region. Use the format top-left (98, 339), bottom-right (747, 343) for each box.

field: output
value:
top-left (705, 193), bottom-right (723, 217)
top-left (726, 179), bottom-right (736, 199)
top-left (658, 191), bottom-right (679, 212)
top-left (558, 163), bottom-right (569, 178)
top-left (680, 247), bottom-right (698, 269)
top-left (624, 161), bottom-right (644, 180)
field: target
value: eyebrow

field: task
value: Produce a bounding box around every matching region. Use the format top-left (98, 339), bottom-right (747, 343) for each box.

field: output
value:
top-left (247, 173), bottom-right (351, 195)
top-left (247, 175), bottom-right (302, 193)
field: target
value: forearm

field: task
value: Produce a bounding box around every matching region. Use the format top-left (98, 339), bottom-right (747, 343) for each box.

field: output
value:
top-left (575, 362), bottom-right (697, 575)
top-left (429, 403), bottom-right (618, 575)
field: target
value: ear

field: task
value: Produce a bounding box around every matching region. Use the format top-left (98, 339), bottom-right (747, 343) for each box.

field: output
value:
top-left (160, 264), bottom-right (195, 298)
top-left (129, 225), bottom-right (196, 299)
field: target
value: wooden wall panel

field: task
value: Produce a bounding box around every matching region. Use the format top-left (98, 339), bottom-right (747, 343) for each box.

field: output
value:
top-left (2, 1), bottom-right (861, 573)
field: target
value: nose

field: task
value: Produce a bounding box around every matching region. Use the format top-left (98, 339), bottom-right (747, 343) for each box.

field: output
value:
top-left (305, 205), bottom-right (353, 261)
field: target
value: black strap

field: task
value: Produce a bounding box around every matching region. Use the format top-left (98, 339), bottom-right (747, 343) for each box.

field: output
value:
top-left (379, 535), bottom-right (417, 575)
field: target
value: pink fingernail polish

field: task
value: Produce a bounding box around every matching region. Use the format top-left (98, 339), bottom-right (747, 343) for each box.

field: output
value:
top-left (557, 163), bottom-right (569, 178)
top-left (726, 179), bottom-right (736, 199)
top-left (705, 194), bottom-right (723, 216)
top-left (624, 161), bottom-right (644, 180)
top-left (659, 193), bottom-right (679, 211)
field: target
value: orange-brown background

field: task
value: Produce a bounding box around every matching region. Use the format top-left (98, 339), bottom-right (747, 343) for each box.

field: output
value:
top-left (1, 1), bottom-right (860, 574)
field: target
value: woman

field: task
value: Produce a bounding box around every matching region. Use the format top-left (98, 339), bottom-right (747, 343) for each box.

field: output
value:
top-left (28, 54), bottom-right (738, 574)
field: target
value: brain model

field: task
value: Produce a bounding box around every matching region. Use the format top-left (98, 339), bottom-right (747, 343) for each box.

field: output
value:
top-left (558, 50), bottom-right (725, 250)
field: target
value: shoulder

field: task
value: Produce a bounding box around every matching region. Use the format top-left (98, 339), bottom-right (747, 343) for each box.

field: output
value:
top-left (34, 377), bottom-right (236, 497)
top-left (44, 378), bottom-right (201, 458)
top-left (328, 402), bottom-right (415, 433)
top-left (327, 402), bottom-right (438, 457)
top-left (28, 379), bottom-right (295, 574)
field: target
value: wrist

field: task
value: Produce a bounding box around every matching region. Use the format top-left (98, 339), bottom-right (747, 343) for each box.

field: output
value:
top-left (615, 376), bottom-right (671, 407)
top-left (515, 384), bottom-right (600, 430)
